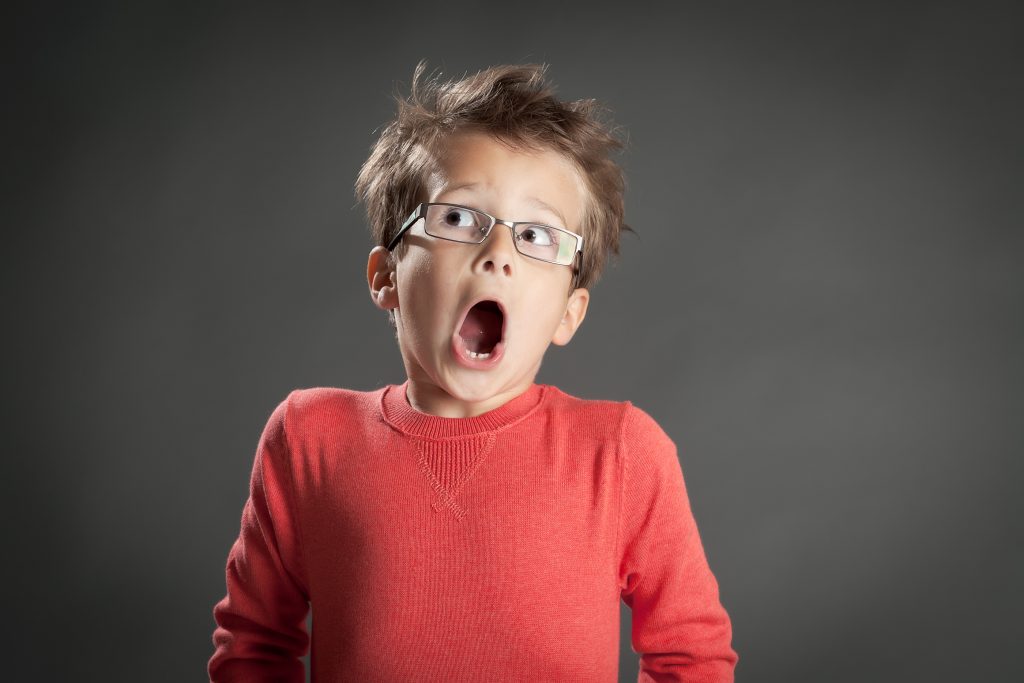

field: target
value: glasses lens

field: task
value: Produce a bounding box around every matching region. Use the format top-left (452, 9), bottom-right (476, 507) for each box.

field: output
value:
top-left (424, 204), bottom-right (490, 243)
top-left (515, 224), bottom-right (579, 265)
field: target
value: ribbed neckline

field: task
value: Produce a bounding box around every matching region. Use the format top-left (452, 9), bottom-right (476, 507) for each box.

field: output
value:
top-left (379, 381), bottom-right (548, 439)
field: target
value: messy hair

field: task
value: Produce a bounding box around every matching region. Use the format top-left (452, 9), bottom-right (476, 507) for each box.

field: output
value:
top-left (355, 62), bottom-right (631, 292)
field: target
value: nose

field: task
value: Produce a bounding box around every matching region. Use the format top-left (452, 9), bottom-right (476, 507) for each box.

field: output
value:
top-left (474, 220), bottom-right (518, 278)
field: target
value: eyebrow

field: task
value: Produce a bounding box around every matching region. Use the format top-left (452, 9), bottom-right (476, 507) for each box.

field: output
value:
top-left (524, 197), bottom-right (567, 228)
top-left (440, 181), bottom-right (479, 195)
top-left (437, 182), bottom-right (569, 227)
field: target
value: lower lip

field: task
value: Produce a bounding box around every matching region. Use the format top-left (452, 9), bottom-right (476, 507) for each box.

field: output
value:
top-left (451, 332), bottom-right (505, 369)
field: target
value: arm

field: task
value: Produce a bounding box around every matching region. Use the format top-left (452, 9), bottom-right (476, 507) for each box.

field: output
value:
top-left (208, 393), bottom-right (310, 683)
top-left (617, 405), bottom-right (738, 682)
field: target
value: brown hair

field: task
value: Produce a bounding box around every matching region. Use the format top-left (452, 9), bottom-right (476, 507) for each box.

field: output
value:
top-left (355, 62), bottom-right (632, 291)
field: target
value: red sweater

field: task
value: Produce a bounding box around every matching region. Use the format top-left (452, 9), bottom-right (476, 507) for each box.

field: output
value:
top-left (209, 382), bottom-right (737, 682)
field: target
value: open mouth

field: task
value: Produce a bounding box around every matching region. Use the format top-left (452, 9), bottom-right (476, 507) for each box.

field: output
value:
top-left (458, 300), bottom-right (504, 359)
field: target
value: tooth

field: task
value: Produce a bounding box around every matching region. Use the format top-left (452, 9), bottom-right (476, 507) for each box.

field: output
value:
top-left (467, 350), bottom-right (491, 359)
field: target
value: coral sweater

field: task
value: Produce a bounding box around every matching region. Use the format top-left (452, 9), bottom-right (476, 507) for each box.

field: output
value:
top-left (209, 381), bottom-right (738, 682)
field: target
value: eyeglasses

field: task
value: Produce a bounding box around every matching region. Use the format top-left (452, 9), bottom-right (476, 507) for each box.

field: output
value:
top-left (387, 203), bottom-right (584, 285)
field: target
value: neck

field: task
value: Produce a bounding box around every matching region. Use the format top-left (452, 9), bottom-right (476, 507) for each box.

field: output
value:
top-left (405, 378), bottom-right (534, 418)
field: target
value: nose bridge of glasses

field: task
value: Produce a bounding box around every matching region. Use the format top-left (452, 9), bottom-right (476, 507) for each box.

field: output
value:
top-left (476, 216), bottom-right (521, 266)
top-left (480, 217), bottom-right (518, 244)
top-left (482, 217), bottom-right (515, 240)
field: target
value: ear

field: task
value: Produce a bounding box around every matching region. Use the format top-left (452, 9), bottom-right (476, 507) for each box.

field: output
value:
top-left (367, 246), bottom-right (399, 311)
top-left (551, 287), bottom-right (590, 346)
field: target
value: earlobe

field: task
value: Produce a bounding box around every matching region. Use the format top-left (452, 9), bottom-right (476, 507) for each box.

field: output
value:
top-left (551, 287), bottom-right (590, 346)
top-left (367, 246), bottom-right (399, 311)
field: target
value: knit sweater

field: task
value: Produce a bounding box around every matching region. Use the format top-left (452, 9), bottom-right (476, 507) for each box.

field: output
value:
top-left (209, 381), bottom-right (738, 682)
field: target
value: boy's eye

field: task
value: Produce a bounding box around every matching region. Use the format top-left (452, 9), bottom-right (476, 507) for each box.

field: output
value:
top-left (442, 208), bottom-right (479, 228)
top-left (519, 226), bottom-right (557, 247)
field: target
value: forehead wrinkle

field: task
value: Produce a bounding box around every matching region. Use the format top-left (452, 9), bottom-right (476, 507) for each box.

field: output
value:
top-left (439, 181), bottom-right (479, 195)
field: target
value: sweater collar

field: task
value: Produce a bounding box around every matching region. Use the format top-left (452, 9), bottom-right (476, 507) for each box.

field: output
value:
top-left (379, 380), bottom-right (547, 438)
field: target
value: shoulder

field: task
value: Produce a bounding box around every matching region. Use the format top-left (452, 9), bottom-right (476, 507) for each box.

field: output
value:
top-left (542, 383), bottom-right (628, 429)
top-left (267, 385), bottom-right (387, 443)
top-left (542, 385), bottom-right (673, 448)
top-left (620, 402), bottom-right (676, 454)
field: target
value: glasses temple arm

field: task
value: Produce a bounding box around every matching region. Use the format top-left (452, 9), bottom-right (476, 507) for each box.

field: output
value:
top-left (386, 206), bottom-right (423, 251)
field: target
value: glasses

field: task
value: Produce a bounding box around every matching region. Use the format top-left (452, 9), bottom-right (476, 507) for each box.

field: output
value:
top-left (387, 203), bottom-right (584, 285)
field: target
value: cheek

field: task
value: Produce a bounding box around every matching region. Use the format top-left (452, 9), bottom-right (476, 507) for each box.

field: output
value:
top-left (397, 256), bottom-right (455, 339)
top-left (520, 292), bottom-right (568, 344)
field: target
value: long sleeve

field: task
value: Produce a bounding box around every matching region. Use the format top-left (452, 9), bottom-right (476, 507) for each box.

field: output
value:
top-left (617, 404), bottom-right (738, 682)
top-left (209, 393), bottom-right (310, 683)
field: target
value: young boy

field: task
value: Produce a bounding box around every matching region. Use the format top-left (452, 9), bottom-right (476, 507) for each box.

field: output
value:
top-left (209, 63), bottom-right (738, 682)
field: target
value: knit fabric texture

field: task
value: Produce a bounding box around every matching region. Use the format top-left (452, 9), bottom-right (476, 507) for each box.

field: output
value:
top-left (209, 381), bottom-right (738, 681)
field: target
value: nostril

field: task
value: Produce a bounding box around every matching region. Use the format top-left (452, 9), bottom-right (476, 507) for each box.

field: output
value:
top-left (482, 259), bottom-right (512, 276)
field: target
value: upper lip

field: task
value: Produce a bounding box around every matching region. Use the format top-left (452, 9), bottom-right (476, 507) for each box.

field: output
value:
top-left (455, 294), bottom-right (508, 343)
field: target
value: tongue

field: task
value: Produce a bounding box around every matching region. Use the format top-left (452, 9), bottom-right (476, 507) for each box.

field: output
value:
top-left (459, 301), bottom-right (502, 353)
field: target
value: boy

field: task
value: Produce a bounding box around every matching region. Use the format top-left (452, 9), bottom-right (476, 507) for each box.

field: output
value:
top-left (209, 63), bottom-right (738, 682)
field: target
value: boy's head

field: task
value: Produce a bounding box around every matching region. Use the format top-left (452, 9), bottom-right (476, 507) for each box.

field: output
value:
top-left (357, 63), bottom-right (629, 413)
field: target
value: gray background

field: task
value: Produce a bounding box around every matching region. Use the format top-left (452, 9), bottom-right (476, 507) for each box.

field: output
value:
top-left (6, 1), bottom-right (1022, 681)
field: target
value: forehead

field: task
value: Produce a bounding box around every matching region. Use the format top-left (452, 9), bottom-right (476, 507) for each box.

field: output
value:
top-left (425, 131), bottom-right (588, 228)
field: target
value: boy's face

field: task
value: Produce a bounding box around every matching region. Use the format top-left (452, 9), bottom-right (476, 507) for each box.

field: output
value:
top-left (367, 131), bottom-right (591, 416)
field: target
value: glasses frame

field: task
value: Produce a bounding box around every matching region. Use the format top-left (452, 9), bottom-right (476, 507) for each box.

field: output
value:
top-left (386, 202), bottom-right (584, 289)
